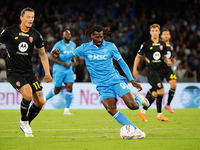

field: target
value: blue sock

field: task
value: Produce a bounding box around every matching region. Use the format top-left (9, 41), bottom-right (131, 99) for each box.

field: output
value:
top-left (113, 111), bottom-right (137, 129)
top-left (46, 89), bottom-right (56, 100)
top-left (135, 97), bottom-right (142, 108)
top-left (65, 92), bottom-right (73, 108)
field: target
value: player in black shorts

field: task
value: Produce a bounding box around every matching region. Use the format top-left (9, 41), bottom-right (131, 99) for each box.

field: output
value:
top-left (160, 29), bottom-right (176, 113)
top-left (133, 24), bottom-right (171, 122)
top-left (0, 7), bottom-right (52, 137)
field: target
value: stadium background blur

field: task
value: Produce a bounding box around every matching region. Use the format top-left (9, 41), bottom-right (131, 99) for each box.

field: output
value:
top-left (0, 0), bottom-right (200, 83)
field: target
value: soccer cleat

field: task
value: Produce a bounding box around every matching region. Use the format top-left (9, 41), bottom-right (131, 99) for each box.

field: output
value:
top-left (157, 114), bottom-right (168, 122)
top-left (137, 110), bottom-right (147, 122)
top-left (165, 105), bottom-right (174, 114)
top-left (134, 92), bottom-right (149, 107)
top-left (20, 119), bottom-right (33, 137)
top-left (133, 128), bottom-right (146, 139)
top-left (63, 108), bottom-right (74, 116)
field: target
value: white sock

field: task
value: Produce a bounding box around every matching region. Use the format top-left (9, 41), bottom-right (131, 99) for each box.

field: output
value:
top-left (141, 108), bottom-right (146, 114)
top-left (157, 113), bottom-right (162, 117)
top-left (64, 108), bottom-right (69, 112)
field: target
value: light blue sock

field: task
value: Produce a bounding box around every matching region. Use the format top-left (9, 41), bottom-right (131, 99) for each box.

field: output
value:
top-left (46, 89), bottom-right (56, 100)
top-left (135, 97), bottom-right (142, 108)
top-left (113, 111), bottom-right (137, 129)
top-left (65, 92), bottom-right (73, 108)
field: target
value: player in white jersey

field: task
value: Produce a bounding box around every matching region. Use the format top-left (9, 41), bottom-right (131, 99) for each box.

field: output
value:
top-left (52, 25), bottom-right (149, 139)
top-left (45, 30), bottom-right (76, 115)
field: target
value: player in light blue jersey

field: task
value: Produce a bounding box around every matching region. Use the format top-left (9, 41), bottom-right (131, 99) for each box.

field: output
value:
top-left (45, 30), bottom-right (76, 115)
top-left (52, 25), bottom-right (149, 139)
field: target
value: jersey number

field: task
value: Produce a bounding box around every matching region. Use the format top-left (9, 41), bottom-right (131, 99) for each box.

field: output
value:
top-left (170, 74), bottom-right (176, 80)
top-left (33, 81), bottom-right (40, 90)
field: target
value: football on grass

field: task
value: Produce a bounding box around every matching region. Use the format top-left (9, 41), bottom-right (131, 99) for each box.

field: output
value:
top-left (120, 125), bottom-right (135, 140)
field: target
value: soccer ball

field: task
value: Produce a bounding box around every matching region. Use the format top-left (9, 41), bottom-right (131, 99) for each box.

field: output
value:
top-left (120, 125), bottom-right (136, 140)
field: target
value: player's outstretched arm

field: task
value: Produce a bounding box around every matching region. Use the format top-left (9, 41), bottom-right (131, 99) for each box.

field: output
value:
top-left (132, 54), bottom-right (141, 79)
top-left (39, 47), bottom-right (52, 83)
top-left (131, 80), bottom-right (142, 91)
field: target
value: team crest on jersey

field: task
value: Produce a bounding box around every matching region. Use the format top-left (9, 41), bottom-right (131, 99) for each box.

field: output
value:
top-left (160, 45), bottom-right (163, 50)
top-left (150, 47), bottom-right (153, 50)
top-left (16, 81), bottom-right (20, 87)
top-left (157, 83), bottom-right (161, 88)
top-left (29, 37), bottom-right (33, 43)
top-left (103, 49), bottom-right (107, 53)
top-left (15, 37), bottom-right (18, 40)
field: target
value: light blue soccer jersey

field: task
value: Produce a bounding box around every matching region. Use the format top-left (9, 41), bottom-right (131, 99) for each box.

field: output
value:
top-left (51, 40), bottom-right (76, 73)
top-left (60, 40), bottom-right (127, 86)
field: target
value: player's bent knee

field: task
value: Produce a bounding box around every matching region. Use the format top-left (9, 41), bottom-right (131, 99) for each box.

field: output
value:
top-left (127, 102), bottom-right (139, 110)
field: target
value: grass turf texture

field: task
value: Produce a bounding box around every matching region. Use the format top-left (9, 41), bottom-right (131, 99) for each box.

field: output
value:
top-left (0, 109), bottom-right (199, 150)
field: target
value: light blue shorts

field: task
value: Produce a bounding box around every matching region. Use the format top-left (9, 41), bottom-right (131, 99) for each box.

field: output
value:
top-left (53, 70), bottom-right (74, 87)
top-left (96, 80), bottom-right (131, 103)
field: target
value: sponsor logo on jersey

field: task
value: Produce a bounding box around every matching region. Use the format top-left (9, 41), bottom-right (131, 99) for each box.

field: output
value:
top-left (29, 37), bottom-right (33, 43)
top-left (18, 42), bottom-right (28, 52)
top-left (15, 37), bottom-right (18, 40)
top-left (152, 43), bottom-right (160, 46)
top-left (19, 32), bottom-right (29, 37)
top-left (16, 81), bottom-right (20, 87)
top-left (153, 52), bottom-right (161, 60)
top-left (87, 54), bottom-right (108, 60)
top-left (150, 47), bottom-right (153, 50)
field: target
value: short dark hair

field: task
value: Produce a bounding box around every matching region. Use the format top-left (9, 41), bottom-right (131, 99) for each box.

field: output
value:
top-left (20, 7), bottom-right (35, 16)
top-left (90, 24), bottom-right (103, 35)
top-left (161, 28), bottom-right (170, 33)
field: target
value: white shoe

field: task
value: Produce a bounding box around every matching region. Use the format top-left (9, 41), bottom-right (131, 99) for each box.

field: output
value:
top-left (20, 119), bottom-right (33, 137)
top-left (63, 108), bottom-right (74, 116)
top-left (134, 92), bottom-right (149, 107)
top-left (133, 128), bottom-right (146, 139)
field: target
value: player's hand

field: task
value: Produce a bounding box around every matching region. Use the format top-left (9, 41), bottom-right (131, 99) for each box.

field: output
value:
top-left (133, 70), bottom-right (139, 79)
top-left (71, 61), bottom-right (77, 67)
top-left (61, 62), bottom-right (69, 67)
top-left (131, 80), bottom-right (142, 91)
top-left (44, 74), bottom-right (52, 83)
top-left (51, 49), bottom-right (60, 58)
top-left (171, 57), bottom-right (176, 64)
top-left (167, 60), bottom-right (172, 66)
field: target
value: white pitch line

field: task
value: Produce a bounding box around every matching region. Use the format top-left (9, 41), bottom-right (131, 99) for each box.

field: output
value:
top-left (0, 127), bottom-right (200, 132)
top-left (0, 135), bottom-right (199, 139)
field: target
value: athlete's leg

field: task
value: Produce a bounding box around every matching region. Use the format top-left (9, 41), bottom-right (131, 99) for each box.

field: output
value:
top-left (63, 82), bottom-right (73, 115)
top-left (102, 98), bottom-right (137, 129)
top-left (165, 79), bottom-right (176, 113)
top-left (46, 87), bottom-right (61, 100)
top-left (28, 90), bottom-right (45, 124)
top-left (167, 79), bottom-right (176, 105)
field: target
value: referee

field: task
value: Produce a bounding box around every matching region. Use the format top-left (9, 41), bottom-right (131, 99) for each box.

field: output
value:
top-left (0, 7), bottom-right (52, 137)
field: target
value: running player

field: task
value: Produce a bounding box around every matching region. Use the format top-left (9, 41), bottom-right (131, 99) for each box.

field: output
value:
top-left (160, 28), bottom-right (176, 113)
top-left (52, 24), bottom-right (149, 139)
top-left (45, 30), bottom-right (76, 115)
top-left (133, 24), bottom-right (170, 122)
top-left (0, 7), bottom-right (52, 137)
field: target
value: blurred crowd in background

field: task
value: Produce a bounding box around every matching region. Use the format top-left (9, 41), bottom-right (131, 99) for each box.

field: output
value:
top-left (0, 0), bottom-right (200, 82)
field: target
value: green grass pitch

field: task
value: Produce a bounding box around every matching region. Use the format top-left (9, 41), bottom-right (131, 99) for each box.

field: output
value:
top-left (0, 108), bottom-right (199, 150)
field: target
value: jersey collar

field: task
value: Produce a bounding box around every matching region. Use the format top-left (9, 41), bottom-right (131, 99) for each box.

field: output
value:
top-left (19, 24), bottom-right (30, 33)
